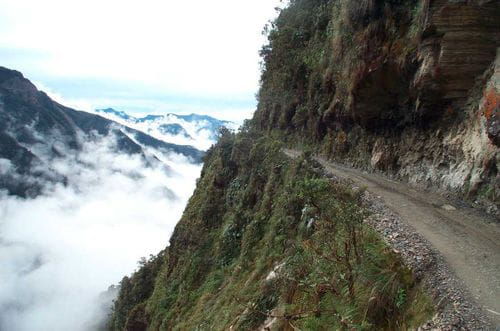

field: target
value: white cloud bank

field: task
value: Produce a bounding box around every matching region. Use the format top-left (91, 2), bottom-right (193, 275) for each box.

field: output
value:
top-left (0, 133), bottom-right (201, 331)
top-left (0, 0), bottom-right (283, 98)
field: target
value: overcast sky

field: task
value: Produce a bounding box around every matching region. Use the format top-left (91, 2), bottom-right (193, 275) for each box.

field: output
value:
top-left (0, 0), bottom-right (283, 121)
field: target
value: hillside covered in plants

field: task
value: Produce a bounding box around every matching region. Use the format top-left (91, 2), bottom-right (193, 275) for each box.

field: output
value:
top-left (110, 129), bottom-right (432, 330)
top-left (109, 0), bottom-right (499, 329)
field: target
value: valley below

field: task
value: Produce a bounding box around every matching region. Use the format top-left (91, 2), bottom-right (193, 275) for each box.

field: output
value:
top-left (0, 67), bottom-right (232, 331)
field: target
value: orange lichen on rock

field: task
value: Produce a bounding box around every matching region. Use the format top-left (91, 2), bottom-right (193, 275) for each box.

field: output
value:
top-left (483, 88), bottom-right (499, 120)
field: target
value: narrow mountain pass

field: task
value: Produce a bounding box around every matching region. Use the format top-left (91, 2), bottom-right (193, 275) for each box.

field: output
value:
top-left (283, 149), bottom-right (500, 326)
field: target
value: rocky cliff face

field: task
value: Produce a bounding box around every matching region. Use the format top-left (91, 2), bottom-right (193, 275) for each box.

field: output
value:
top-left (254, 0), bottom-right (499, 210)
top-left (108, 0), bottom-right (498, 329)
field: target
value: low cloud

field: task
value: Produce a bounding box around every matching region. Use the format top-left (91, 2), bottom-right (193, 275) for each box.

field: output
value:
top-left (0, 132), bottom-right (201, 331)
top-left (0, 158), bottom-right (14, 175)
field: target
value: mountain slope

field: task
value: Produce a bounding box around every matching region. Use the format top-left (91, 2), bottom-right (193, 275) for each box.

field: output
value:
top-left (109, 0), bottom-right (499, 329)
top-left (0, 67), bottom-right (203, 197)
top-left (110, 132), bottom-right (433, 330)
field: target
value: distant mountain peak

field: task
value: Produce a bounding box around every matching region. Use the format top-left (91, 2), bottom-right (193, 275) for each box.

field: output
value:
top-left (136, 114), bottom-right (165, 122)
top-left (0, 66), bottom-right (25, 83)
top-left (97, 108), bottom-right (135, 121)
top-left (94, 108), bottom-right (236, 151)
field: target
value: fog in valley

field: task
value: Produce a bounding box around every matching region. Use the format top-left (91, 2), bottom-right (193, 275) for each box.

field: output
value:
top-left (0, 132), bottom-right (201, 330)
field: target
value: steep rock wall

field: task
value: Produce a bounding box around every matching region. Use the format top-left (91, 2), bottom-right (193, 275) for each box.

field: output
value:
top-left (254, 0), bottom-right (500, 209)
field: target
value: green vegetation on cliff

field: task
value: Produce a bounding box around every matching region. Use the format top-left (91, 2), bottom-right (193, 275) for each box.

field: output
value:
top-left (254, 0), bottom-right (499, 205)
top-left (109, 127), bottom-right (432, 330)
top-left (255, 0), bottom-right (423, 135)
top-left (108, 0), bottom-right (500, 328)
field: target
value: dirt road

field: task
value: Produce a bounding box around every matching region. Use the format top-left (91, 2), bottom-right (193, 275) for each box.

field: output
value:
top-left (284, 149), bottom-right (500, 326)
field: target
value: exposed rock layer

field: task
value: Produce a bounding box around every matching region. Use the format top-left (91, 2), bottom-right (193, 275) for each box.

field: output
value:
top-left (254, 0), bottom-right (500, 209)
